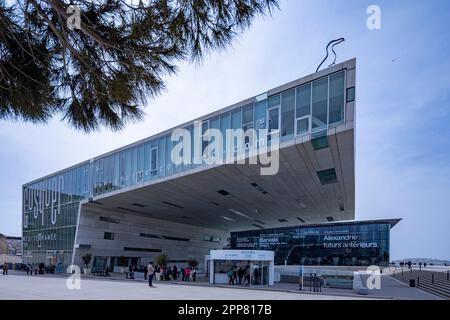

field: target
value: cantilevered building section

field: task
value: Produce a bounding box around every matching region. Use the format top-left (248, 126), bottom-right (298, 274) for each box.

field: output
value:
top-left (22, 59), bottom-right (356, 270)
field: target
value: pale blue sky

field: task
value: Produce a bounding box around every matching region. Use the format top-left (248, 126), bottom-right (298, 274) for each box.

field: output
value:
top-left (1, 0), bottom-right (449, 260)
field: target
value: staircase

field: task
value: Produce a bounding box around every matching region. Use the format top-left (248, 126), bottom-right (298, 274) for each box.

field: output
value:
top-left (392, 269), bottom-right (450, 299)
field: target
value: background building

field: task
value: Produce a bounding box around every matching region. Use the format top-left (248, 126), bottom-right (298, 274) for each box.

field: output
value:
top-left (21, 59), bottom-right (374, 271)
top-left (0, 233), bottom-right (22, 266)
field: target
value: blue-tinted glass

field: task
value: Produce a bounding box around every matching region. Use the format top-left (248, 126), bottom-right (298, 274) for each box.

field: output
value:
top-left (158, 137), bottom-right (165, 177)
top-left (254, 100), bottom-right (267, 130)
top-left (151, 146), bottom-right (158, 175)
top-left (165, 135), bottom-right (172, 176)
top-left (329, 71), bottom-right (345, 124)
top-left (144, 143), bottom-right (151, 181)
top-left (312, 77), bottom-right (328, 132)
top-left (131, 147), bottom-right (137, 186)
top-left (268, 94), bottom-right (280, 108)
top-left (137, 144), bottom-right (144, 182)
top-left (220, 113), bottom-right (230, 160)
top-left (296, 83), bottom-right (311, 118)
top-left (242, 104), bottom-right (253, 129)
top-left (209, 117), bottom-right (220, 161)
top-left (231, 109), bottom-right (241, 129)
top-left (281, 89), bottom-right (295, 138)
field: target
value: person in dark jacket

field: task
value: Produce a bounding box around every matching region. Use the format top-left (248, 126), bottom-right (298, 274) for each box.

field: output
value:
top-left (172, 265), bottom-right (178, 280)
top-left (2, 263), bottom-right (8, 275)
top-left (129, 264), bottom-right (135, 279)
top-left (143, 264), bottom-right (148, 280)
top-left (104, 265), bottom-right (110, 277)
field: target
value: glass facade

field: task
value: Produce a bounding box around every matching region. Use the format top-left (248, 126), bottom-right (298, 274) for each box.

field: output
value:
top-left (22, 69), bottom-right (349, 266)
top-left (230, 221), bottom-right (391, 267)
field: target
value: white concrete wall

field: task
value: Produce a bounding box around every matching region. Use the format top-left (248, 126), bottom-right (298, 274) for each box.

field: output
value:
top-left (72, 206), bottom-right (228, 270)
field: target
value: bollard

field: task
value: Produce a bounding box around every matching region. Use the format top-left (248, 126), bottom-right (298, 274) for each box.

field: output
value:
top-left (417, 277), bottom-right (419, 287)
top-left (432, 274), bottom-right (434, 284)
top-left (447, 270), bottom-right (449, 281)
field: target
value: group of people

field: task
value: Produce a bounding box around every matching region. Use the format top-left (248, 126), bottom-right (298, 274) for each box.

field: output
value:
top-left (144, 262), bottom-right (197, 287)
top-left (25, 262), bottom-right (46, 275)
top-left (227, 265), bottom-right (260, 285)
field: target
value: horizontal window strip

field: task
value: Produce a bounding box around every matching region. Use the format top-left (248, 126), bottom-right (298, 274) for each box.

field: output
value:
top-left (140, 233), bottom-right (190, 242)
top-left (99, 216), bottom-right (120, 224)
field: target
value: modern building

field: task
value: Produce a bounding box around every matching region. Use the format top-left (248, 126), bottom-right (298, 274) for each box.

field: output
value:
top-left (22, 58), bottom-right (395, 271)
top-left (231, 219), bottom-right (400, 267)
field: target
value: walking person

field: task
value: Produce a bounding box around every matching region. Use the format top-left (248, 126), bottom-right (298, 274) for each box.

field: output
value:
top-left (185, 267), bottom-right (190, 282)
top-left (253, 267), bottom-right (259, 285)
top-left (143, 264), bottom-right (148, 280)
top-left (181, 267), bottom-right (185, 281)
top-left (227, 268), bottom-right (233, 285)
top-left (192, 268), bottom-right (197, 282)
top-left (245, 265), bottom-right (250, 285)
top-left (128, 264), bottom-right (135, 279)
top-left (104, 265), bottom-right (110, 277)
top-left (238, 267), bottom-right (243, 285)
top-left (147, 262), bottom-right (155, 287)
top-left (2, 262), bottom-right (8, 275)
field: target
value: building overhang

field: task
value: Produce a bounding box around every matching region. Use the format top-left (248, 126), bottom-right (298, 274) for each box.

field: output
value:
top-left (82, 125), bottom-right (355, 232)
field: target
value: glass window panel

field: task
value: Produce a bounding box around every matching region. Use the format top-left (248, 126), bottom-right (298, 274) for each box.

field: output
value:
top-left (202, 121), bottom-right (209, 162)
top-left (268, 94), bottom-right (280, 109)
top-left (296, 118), bottom-right (309, 135)
top-left (119, 151), bottom-right (126, 187)
top-left (220, 113), bottom-right (230, 160)
top-left (137, 144), bottom-right (145, 182)
top-left (242, 104), bottom-right (254, 129)
top-left (144, 143), bottom-right (151, 181)
top-left (254, 100), bottom-right (267, 130)
top-left (281, 89), bottom-right (295, 138)
top-left (254, 100), bottom-right (267, 149)
top-left (231, 108), bottom-right (242, 130)
top-left (209, 117), bottom-right (220, 161)
top-left (125, 149), bottom-right (131, 187)
top-left (296, 83), bottom-right (311, 118)
top-left (268, 108), bottom-right (279, 132)
top-left (312, 77), bottom-right (328, 132)
top-left (108, 157), bottom-right (114, 191)
top-left (150, 147), bottom-right (158, 175)
top-left (131, 147), bottom-right (137, 186)
top-left (103, 159), bottom-right (108, 192)
top-left (114, 154), bottom-right (119, 189)
top-left (329, 71), bottom-right (345, 124)
top-left (165, 135), bottom-right (172, 176)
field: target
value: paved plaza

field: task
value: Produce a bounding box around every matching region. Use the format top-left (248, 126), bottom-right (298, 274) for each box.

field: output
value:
top-left (0, 274), bottom-right (377, 300)
top-left (0, 272), bottom-right (443, 300)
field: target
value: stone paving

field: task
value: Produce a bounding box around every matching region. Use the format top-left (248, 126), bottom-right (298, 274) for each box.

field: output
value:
top-left (0, 274), bottom-right (371, 300)
top-left (0, 272), bottom-right (442, 300)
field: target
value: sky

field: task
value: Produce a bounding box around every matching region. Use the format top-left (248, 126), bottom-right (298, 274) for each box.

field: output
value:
top-left (1, 0), bottom-right (450, 261)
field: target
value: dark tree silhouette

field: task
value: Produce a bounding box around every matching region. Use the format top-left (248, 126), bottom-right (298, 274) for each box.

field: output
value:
top-left (0, 0), bottom-right (278, 131)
